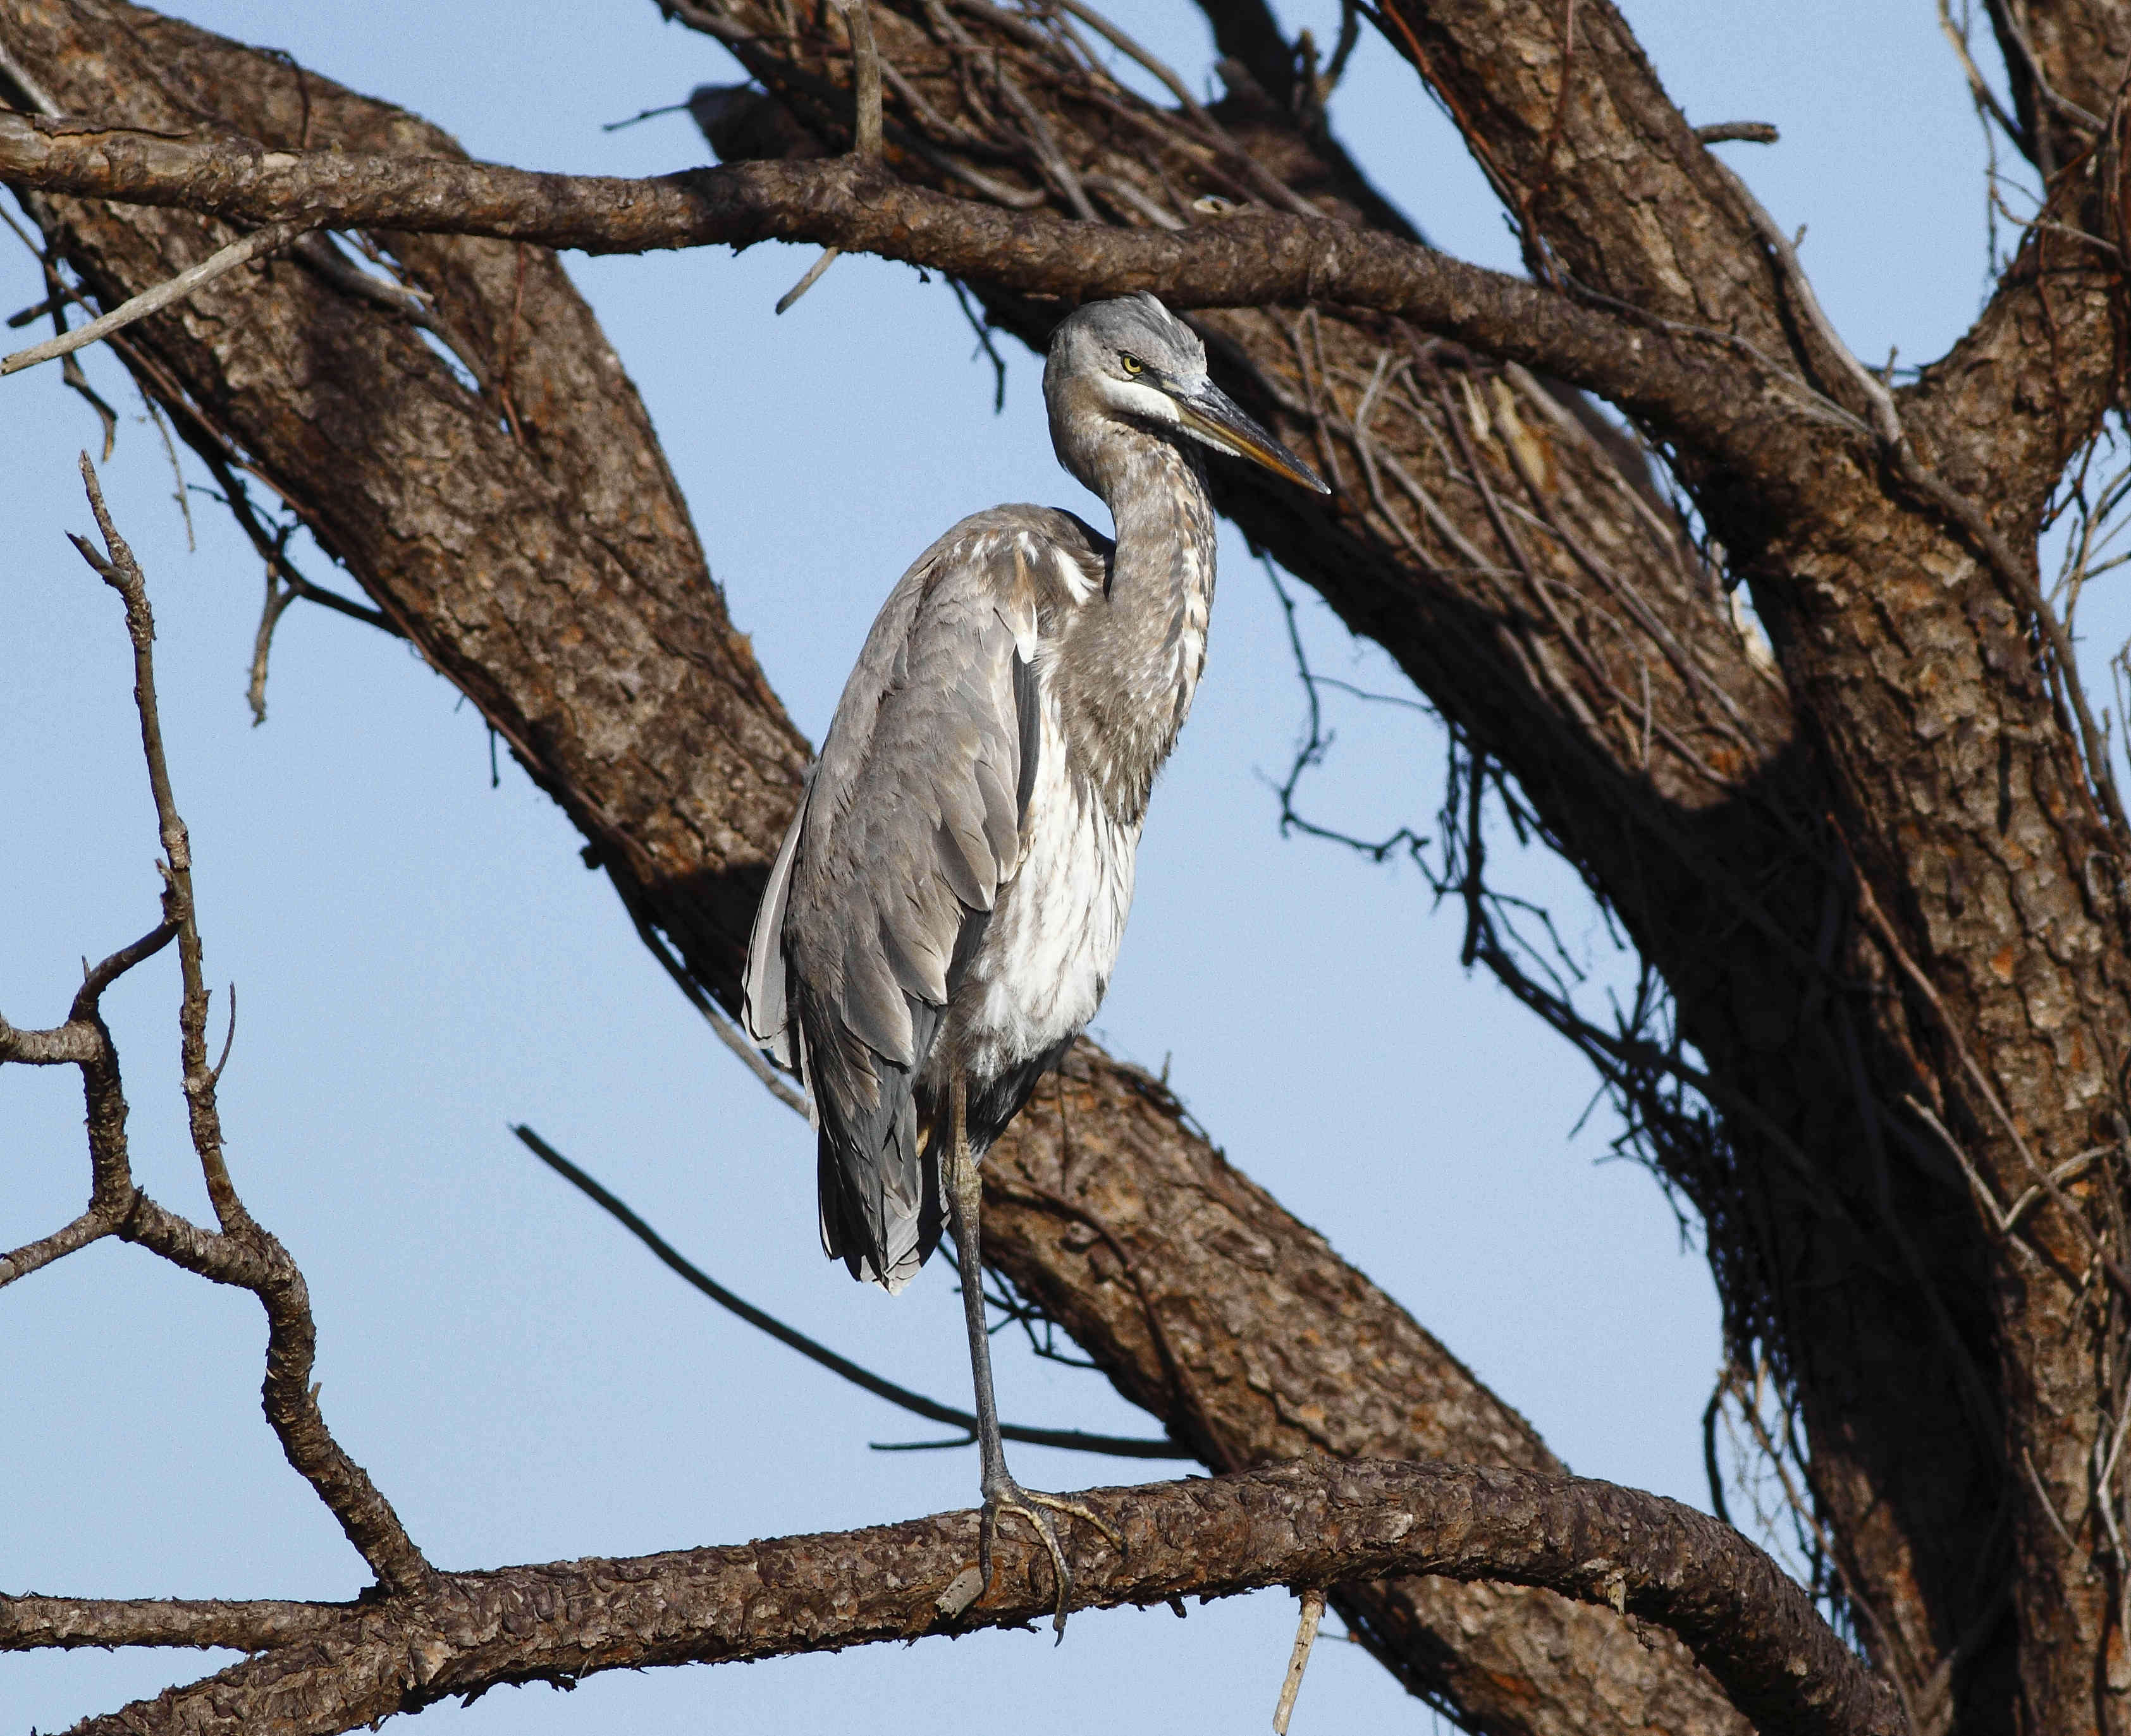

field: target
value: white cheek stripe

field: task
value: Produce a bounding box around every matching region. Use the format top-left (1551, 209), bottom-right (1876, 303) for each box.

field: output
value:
top-left (1093, 372), bottom-right (1184, 429)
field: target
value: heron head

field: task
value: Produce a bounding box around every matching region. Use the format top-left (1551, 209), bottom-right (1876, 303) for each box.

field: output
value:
top-left (1044, 295), bottom-right (1329, 496)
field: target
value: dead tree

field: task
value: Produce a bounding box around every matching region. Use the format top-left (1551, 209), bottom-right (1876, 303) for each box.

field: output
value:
top-left (1, 0), bottom-right (2128, 1731)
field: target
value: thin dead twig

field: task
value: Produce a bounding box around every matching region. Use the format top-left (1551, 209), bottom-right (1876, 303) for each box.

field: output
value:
top-left (1845, 852), bottom-right (2131, 1300)
top-left (0, 39), bottom-right (60, 116)
top-left (3, 221), bottom-right (307, 376)
top-left (58, 458), bottom-right (436, 1597)
top-left (246, 532), bottom-right (299, 725)
top-left (776, 0), bottom-right (883, 312)
top-left (1045, 0), bottom-right (1319, 219)
top-left (1482, 372), bottom-right (1763, 754)
top-left (1994, 2), bottom-right (2106, 135)
top-left (1936, 0), bottom-right (2025, 146)
top-left (1725, 1367), bottom-right (1925, 1721)
top-left (0, 202), bottom-right (120, 457)
top-left (611, 876), bottom-right (811, 1114)
top-left (1905, 1094), bottom-right (2109, 1241)
top-left (1434, 367), bottom-right (1635, 748)
top-left (844, 0), bottom-right (883, 157)
top-left (199, 446), bottom-right (393, 636)
top-left (988, 1172), bottom-right (1234, 1472)
top-left (292, 232), bottom-right (441, 329)
top-left (512, 1125), bottom-right (1184, 1460)
top-left (775, 243), bottom-right (844, 314)
top-left (1693, 121), bottom-right (1779, 145)
top-left (0, 1207), bottom-right (118, 1289)
top-left (71, 458), bottom-right (245, 1232)
top-left (1272, 1587), bottom-right (1327, 1733)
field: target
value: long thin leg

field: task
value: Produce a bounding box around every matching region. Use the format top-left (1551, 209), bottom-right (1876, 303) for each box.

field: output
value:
top-left (947, 1075), bottom-right (1118, 1635)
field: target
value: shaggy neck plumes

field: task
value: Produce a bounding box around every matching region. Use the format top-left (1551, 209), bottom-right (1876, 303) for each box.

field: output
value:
top-left (1052, 422), bottom-right (1218, 826)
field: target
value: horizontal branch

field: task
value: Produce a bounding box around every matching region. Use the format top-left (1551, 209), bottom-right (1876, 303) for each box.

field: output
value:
top-left (0, 114), bottom-right (1765, 470)
top-left (0, 1012), bottom-right (99, 1063)
top-left (39, 1460), bottom-right (1898, 1736)
top-left (0, 1592), bottom-right (345, 1653)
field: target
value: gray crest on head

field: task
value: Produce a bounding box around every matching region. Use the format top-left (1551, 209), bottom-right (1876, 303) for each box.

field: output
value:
top-left (1045, 295), bottom-right (1205, 388)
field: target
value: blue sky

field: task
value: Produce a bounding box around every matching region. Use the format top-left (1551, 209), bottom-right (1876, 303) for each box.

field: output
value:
top-left (0, 3), bottom-right (2068, 1730)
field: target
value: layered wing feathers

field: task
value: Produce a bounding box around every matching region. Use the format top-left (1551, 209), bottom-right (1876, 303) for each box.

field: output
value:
top-left (743, 508), bottom-right (1102, 1290)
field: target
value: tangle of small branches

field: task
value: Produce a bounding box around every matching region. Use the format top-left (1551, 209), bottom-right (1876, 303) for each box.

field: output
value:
top-left (1263, 546), bottom-right (1827, 1632)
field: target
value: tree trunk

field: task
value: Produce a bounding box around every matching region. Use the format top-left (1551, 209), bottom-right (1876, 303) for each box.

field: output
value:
top-left (8, 0), bottom-right (2131, 1729)
top-left (0, 3), bottom-right (1747, 1731)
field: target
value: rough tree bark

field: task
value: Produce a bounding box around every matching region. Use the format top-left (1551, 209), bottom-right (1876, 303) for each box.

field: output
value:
top-left (667, 2), bottom-right (2131, 1727)
top-left (0, 5), bottom-right (1747, 1735)
top-left (6, 0), bottom-right (2131, 1731)
top-left (1362, 6), bottom-right (2131, 1728)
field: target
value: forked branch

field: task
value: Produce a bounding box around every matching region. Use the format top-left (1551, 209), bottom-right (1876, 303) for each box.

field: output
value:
top-left (3, 462), bottom-right (435, 1598)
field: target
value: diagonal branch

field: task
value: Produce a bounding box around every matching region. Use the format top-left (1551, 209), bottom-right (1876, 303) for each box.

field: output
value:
top-left (512, 1125), bottom-right (1188, 1458)
top-left (1, 217), bottom-right (306, 374)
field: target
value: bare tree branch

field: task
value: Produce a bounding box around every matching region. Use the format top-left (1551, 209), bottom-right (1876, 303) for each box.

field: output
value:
top-left (512, 1124), bottom-right (1189, 1459)
top-left (0, 113), bottom-right (1785, 470)
top-left (0, 217), bottom-right (306, 374)
top-left (20, 1460), bottom-right (1901, 1736)
top-left (6, 461), bottom-right (439, 1601)
top-left (0, 1594), bottom-right (348, 1654)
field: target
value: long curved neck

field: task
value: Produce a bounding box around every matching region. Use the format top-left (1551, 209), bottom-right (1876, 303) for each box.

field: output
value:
top-left (1056, 427), bottom-right (1219, 826)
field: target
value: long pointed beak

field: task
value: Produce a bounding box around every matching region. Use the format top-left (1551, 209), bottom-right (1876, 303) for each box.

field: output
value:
top-left (1169, 381), bottom-right (1331, 494)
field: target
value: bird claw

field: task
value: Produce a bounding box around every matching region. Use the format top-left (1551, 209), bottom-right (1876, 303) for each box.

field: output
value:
top-left (977, 1479), bottom-right (1122, 1639)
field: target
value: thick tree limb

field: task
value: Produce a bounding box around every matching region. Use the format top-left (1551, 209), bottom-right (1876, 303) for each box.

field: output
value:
top-left (1352, 0), bottom-right (2131, 1723)
top-left (0, 8), bottom-right (1764, 1733)
top-left (21, 1461), bottom-right (1900, 1736)
top-left (0, 112), bottom-right (1804, 478)
top-left (1369, 0), bottom-right (1802, 365)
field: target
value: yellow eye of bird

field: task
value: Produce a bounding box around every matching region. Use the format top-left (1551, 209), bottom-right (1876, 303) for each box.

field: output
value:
top-left (1119, 353), bottom-right (1143, 376)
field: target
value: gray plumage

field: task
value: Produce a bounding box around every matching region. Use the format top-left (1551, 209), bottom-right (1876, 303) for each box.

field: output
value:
top-left (748, 501), bottom-right (1098, 1287)
top-left (747, 293), bottom-right (1323, 1285)
top-left (742, 294), bottom-right (1324, 1622)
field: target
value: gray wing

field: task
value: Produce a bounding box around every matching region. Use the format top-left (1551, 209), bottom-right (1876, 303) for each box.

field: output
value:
top-left (742, 767), bottom-right (811, 1073)
top-left (758, 511), bottom-right (1058, 1292)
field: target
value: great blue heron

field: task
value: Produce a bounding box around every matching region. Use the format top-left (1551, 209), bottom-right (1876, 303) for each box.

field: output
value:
top-left (742, 294), bottom-right (1327, 1624)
